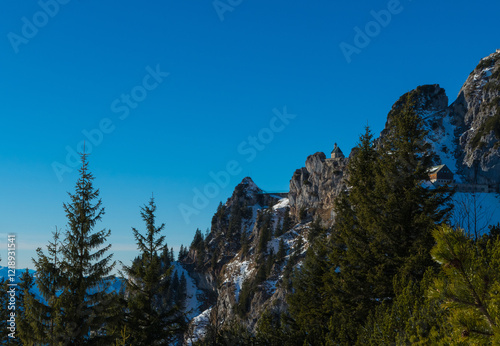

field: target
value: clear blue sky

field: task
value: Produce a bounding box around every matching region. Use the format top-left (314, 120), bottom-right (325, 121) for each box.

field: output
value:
top-left (1, 0), bottom-right (499, 270)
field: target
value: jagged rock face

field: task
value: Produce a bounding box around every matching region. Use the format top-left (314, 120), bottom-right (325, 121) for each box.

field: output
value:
top-left (183, 177), bottom-right (297, 332)
top-left (387, 84), bottom-right (448, 120)
top-left (381, 56), bottom-right (500, 189)
top-left (451, 50), bottom-right (500, 184)
top-left (288, 152), bottom-right (347, 225)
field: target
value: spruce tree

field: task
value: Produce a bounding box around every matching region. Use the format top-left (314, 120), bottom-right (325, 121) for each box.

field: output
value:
top-left (329, 98), bottom-right (452, 342)
top-left (16, 270), bottom-right (35, 345)
top-left (28, 228), bottom-right (64, 344)
top-left (276, 238), bottom-right (286, 264)
top-left (323, 125), bottom-right (382, 342)
top-left (58, 152), bottom-right (117, 344)
top-left (241, 226), bottom-right (249, 256)
top-left (288, 237), bottom-right (330, 344)
top-left (166, 271), bottom-right (179, 306)
top-left (123, 197), bottom-right (182, 345)
top-left (372, 94), bottom-right (453, 281)
top-left (177, 272), bottom-right (187, 309)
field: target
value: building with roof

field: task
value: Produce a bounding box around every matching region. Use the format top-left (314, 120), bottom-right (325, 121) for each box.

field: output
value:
top-left (330, 143), bottom-right (344, 159)
top-left (428, 164), bottom-right (454, 184)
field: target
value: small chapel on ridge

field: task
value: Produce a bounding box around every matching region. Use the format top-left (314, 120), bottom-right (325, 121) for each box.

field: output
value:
top-left (331, 143), bottom-right (344, 159)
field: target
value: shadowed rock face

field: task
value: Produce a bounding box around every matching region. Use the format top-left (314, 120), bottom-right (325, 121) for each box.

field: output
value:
top-left (451, 50), bottom-right (500, 184)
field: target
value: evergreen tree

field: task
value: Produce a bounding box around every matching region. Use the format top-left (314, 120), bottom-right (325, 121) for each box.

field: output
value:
top-left (240, 226), bottom-right (249, 256)
top-left (288, 237), bottom-right (330, 344)
top-left (276, 238), bottom-right (286, 264)
top-left (57, 152), bottom-right (117, 344)
top-left (190, 228), bottom-right (205, 254)
top-left (322, 125), bottom-right (381, 343)
top-left (178, 245), bottom-right (188, 261)
top-left (123, 197), bottom-right (182, 345)
top-left (28, 228), bottom-right (64, 344)
top-left (327, 98), bottom-right (452, 342)
top-left (256, 309), bottom-right (290, 346)
top-left (177, 272), bottom-right (188, 309)
top-left (169, 247), bottom-right (175, 264)
top-left (265, 249), bottom-right (275, 277)
top-left (275, 210), bottom-right (292, 237)
top-left (358, 269), bottom-right (451, 345)
top-left (371, 95), bottom-right (453, 281)
top-left (159, 247), bottom-right (170, 270)
top-left (429, 225), bottom-right (500, 343)
top-left (257, 213), bottom-right (273, 254)
top-left (16, 270), bottom-right (36, 345)
top-left (166, 271), bottom-right (179, 307)
top-left (307, 218), bottom-right (325, 242)
top-left (228, 202), bottom-right (244, 237)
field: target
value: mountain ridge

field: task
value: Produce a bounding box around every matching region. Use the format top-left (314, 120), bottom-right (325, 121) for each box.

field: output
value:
top-left (181, 50), bottom-right (500, 343)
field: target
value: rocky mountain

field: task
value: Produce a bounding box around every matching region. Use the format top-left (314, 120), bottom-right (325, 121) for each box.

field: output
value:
top-left (180, 177), bottom-right (309, 343)
top-left (179, 50), bottom-right (500, 343)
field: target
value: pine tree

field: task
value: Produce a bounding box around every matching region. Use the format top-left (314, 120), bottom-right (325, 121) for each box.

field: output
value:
top-left (288, 237), bottom-right (330, 344)
top-left (123, 197), bottom-right (183, 345)
top-left (257, 213), bottom-right (273, 254)
top-left (16, 270), bottom-right (36, 345)
top-left (57, 152), bottom-right (117, 344)
top-left (166, 270), bottom-right (179, 305)
top-left (240, 226), bottom-right (249, 255)
top-left (265, 249), bottom-right (275, 277)
top-left (328, 98), bottom-right (452, 342)
top-left (178, 245), bottom-right (188, 261)
top-left (276, 238), bottom-right (286, 264)
top-left (177, 272), bottom-right (187, 309)
top-left (169, 248), bottom-right (175, 263)
top-left (256, 309), bottom-right (290, 346)
top-left (372, 95), bottom-right (453, 281)
top-left (28, 228), bottom-right (64, 344)
top-left (429, 225), bottom-right (500, 343)
top-left (275, 210), bottom-right (292, 238)
top-left (190, 228), bottom-right (205, 254)
top-left (157, 247), bottom-right (170, 274)
top-left (322, 125), bottom-right (381, 343)
top-left (358, 269), bottom-right (451, 345)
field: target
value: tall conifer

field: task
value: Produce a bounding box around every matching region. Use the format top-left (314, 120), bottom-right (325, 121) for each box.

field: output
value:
top-left (123, 197), bottom-right (182, 345)
top-left (57, 151), bottom-right (116, 344)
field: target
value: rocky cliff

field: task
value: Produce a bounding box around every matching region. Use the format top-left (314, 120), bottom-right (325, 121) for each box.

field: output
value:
top-left (180, 50), bottom-right (500, 344)
top-left (453, 50), bottom-right (500, 184)
top-left (181, 177), bottom-right (310, 342)
top-left (288, 152), bottom-right (347, 225)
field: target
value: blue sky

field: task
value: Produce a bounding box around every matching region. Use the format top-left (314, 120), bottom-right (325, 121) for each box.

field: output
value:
top-left (1, 0), bottom-right (499, 270)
